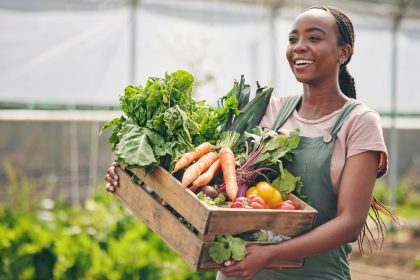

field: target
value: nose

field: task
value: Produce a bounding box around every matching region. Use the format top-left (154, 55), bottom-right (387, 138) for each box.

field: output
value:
top-left (293, 38), bottom-right (307, 53)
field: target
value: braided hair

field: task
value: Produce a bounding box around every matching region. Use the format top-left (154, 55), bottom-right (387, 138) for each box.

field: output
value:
top-left (307, 6), bottom-right (399, 255)
top-left (308, 6), bottom-right (357, 99)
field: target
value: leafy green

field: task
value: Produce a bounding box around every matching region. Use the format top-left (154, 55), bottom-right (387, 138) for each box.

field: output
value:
top-left (208, 243), bottom-right (231, 264)
top-left (102, 71), bottom-right (275, 174)
top-left (196, 192), bottom-right (227, 207)
top-left (217, 76), bottom-right (273, 151)
top-left (235, 127), bottom-right (302, 197)
top-left (115, 121), bottom-right (160, 167)
top-left (243, 127), bottom-right (300, 166)
top-left (236, 230), bottom-right (269, 241)
top-left (208, 235), bottom-right (247, 264)
top-left (101, 70), bottom-right (229, 173)
top-left (272, 168), bottom-right (303, 198)
top-left (229, 237), bottom-right (247, 261)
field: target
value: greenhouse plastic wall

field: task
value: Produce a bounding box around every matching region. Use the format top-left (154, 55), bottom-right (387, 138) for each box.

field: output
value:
top-left (0, 120), bottom-right (115, 204)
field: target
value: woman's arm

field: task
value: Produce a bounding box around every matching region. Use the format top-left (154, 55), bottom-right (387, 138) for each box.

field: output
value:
top-left (220, 150), bottom-right (380, 280)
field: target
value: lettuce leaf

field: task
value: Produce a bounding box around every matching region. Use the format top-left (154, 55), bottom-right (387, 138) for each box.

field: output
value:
top-left (208, 235), bottom-right (247, 264)
top-left (208, 242), bottom-right (231, 264)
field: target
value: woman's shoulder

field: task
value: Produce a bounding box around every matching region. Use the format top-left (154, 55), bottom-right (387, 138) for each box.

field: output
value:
top-left (341, 100), bottom-right (386, 149)
top-left (259, 94), bottom-right (302, 127)
top-left (347, 101), bottom-right (382, 127)
top-left (259, 95), bottom-right (287, 128)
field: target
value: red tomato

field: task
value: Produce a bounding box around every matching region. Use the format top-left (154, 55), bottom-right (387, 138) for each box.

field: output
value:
top-left (282, 199), bottom-right (297, 209)
top-left (231, 201), bottom-right (244, 208)
top-left (235, 197), bottom-right (248, 203)
top-left (230, 195), bottom-right (266, 209)
top-left (231, 197), bottom-right (248, 209)
top-left (249, 202), bottom-right (265, 209)
top-left (277, 203), bottom-right (296, 210)
top-left (247, 195), bottom-right (267, 208)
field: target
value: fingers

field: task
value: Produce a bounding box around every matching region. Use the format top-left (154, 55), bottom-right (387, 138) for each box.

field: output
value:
top-left (224, 260), bottom-right (237, 267)
top-left (105, 183), bottom-right (115, 192)
top-left (219, 261), bottom-right (244, 277)
top-left (105, 163), bottom-right (120, 193)
top-left (107, 166), bottom-right (119, 181)
top-left (105, 174), bottom-right (116, 184)
top-left (111, 161), bottom-right (119, 167)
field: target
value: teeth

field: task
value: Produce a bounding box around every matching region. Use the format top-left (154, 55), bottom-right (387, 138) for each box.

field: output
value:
top-left (295, 60), bottom-right (314, 65)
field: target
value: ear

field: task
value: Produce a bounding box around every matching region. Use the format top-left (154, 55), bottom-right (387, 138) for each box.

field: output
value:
top-left (339, 44), bottom-right (352, 64)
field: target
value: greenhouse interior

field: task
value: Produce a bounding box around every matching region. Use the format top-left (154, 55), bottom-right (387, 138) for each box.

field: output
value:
top-left (1, 0), bottom-right (419, 279)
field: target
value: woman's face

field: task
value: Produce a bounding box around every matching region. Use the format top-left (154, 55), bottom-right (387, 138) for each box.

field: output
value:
top-left (286, 9), bottom-right (344, 85)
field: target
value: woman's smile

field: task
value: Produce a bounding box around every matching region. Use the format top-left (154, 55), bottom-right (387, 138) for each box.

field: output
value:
top-left (293, 59), bottom-right (315, 70)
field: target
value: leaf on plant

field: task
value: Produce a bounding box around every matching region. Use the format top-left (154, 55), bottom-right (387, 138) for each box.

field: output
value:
top-left (286, 128), bottom-right (300, 150)
top-left (208, 242), bottom-right (231, 264)
top-left (229, 237), bottom-right (247, 261)
top-left (100, 116), bottom-right (123, 135)
top-left (115, 121), bottom-right (158, 167)
top-left (265, 135), bottom-right (288, 152)
top-left (272, 168), bottom-right (299, 194)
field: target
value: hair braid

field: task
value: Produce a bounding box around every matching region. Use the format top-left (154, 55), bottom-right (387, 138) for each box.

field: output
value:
top-left (308, 5), bottom-right (357, 99)
top-left (339, 66), bottom-right (356, 99)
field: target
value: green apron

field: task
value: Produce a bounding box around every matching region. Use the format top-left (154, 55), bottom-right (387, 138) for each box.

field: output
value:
top-left (216, 95), bottom-right (360, 280)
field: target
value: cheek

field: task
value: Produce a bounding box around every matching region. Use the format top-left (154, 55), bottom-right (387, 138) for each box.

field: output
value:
top-left (285, 47), bottom-right (293, 65)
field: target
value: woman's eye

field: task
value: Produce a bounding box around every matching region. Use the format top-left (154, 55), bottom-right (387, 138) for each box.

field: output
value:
top-left (288, 37), bottom-right (297, 43)
top-left (309, 36), bottom-right (320, 41)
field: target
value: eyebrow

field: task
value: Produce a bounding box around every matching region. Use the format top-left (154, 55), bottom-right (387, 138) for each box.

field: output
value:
top-left (289, 27), bottom-right (327, 35)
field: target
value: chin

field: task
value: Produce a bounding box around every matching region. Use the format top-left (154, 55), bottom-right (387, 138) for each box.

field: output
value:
top-left (294, 75), bottom-right (312, 84)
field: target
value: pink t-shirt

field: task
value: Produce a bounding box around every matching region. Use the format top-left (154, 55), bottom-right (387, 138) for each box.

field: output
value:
top-left (259, 96), bottom-right (388, 194)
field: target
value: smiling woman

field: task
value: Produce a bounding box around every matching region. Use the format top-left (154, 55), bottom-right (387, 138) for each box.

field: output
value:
top-left (214, 5), bottom-right (398, 280)
top-left (104, 4), bottom-right (399, 280)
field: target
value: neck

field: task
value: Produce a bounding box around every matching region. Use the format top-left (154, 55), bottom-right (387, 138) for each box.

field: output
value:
top-left (298, 82), bottom-right (349, 120)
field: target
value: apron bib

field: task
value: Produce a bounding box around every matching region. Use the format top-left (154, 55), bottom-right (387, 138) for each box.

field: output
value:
top-left (217, 96), bottom-right (360, 280)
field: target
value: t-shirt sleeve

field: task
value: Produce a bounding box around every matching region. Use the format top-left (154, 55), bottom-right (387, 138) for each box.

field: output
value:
top-left (346, 110), bottom-right (388, 178)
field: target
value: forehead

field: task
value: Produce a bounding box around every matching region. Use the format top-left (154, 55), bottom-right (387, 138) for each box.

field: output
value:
top-left (290, 9), bottom-right (338, 34)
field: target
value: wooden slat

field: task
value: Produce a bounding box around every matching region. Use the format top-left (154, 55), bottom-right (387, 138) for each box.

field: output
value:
top-left (206, 194), bottom-right (317, 236)
top-left (199, 242), bottom-right (303, 271)
top-left (288, 194), bottom-right (316, 212)
top-left (114, 167), bottom-right (203, 271)
top-left (207, 209), bottom-right (315, 236)
top-left (126, 166), bottom-right (212, 234)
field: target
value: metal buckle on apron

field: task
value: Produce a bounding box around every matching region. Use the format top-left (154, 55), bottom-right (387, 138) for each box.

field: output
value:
top-left (323, 134), bottom-right (333, 143)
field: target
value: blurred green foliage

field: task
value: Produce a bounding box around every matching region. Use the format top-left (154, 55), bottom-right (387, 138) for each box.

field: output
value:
top-left (374, 180), bottom-right (420, 217)
top-left (374, 180), bottom-right (410, 205)
top-left (0, 164), bottom-right (216, 280)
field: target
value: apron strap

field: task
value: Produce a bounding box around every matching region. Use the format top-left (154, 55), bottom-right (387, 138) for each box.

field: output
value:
top-left (270, 95), bottom-right (302, 131)
top-left (330, 99), bottom-right (361, 137)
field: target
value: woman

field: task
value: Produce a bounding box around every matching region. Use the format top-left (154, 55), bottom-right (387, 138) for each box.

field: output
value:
top-left (106, 5), bottom-right (396, 280)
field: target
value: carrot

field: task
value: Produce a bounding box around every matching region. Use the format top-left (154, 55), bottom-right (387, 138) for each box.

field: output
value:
top-left (173, 142), bottom-right (213, 173)
top-left (190, 159), bottom-right (221, 192)
top-left (182, 152), bottom-right (218, 188)
top-left (219, 147), bottom-right (238, 201)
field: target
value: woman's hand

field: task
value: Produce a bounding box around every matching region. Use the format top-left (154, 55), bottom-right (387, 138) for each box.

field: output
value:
top-left (105, 162), bottom-right (120, 192)
top-left (219, 245), bottom-right (271, 280)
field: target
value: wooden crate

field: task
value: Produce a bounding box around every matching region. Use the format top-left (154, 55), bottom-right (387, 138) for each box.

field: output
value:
top-left (113, 166), bottom-right (317, 272)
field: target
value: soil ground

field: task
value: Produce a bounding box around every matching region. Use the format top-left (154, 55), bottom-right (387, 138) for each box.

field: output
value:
top-left (350, 218), bottom-right (420, 279)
